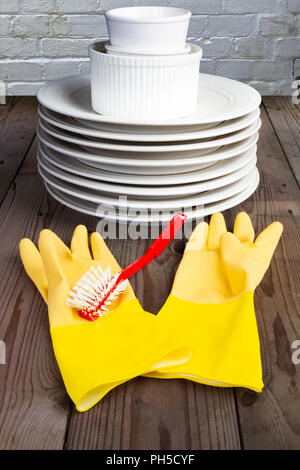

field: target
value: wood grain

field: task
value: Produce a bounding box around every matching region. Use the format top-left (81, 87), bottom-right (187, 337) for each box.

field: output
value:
top-left (232, 106), bottom-right (300, 450)
top-left (0, 97), bottom-right (38, 204)
top-left (263, 97), bottom-right (300, 187)
top-left (0, 137), bottom-right (94, 449)
top-left (0, 98), bottom-right (299, 450)
top-left (65, 238), bottom-right (240, 450)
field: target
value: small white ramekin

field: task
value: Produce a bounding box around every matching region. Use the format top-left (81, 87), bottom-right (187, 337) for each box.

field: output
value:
top-left (105, 42), bottom-right (191, 57)
top-left (105, 6), bottom-right (191, 54)
top-left (89, 41), bottom-right (202, 120)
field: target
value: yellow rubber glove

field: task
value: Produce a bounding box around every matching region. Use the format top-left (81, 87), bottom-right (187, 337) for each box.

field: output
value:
top-left (146, 212), bottom-right (283, 392)
top-left (20, 226), bottom-right (190, 411)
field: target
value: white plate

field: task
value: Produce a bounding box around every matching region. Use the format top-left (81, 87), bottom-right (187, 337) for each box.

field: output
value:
top-left (38, 150), bottom-right (257, 197)
top-left (39, 143), bottom-right (213, 176)
top-left (44, 169), bottom-right (259, 223)
top-left (39, 105), bottom-right (260, 142)
top-left (38, 127), bottom-right (259, 168)
top-left (39, 143), bottom-right (256, 185)
top-left (39, 117), bottom-right (261, 152)
top-left (37, 73), bottom-right (261, 126)
top-left (39, 163), bottom-right (257, 209)
top-left (73, 116), bottom-right (222, 132)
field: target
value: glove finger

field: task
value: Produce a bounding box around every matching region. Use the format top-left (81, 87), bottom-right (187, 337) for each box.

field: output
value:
top-left (185, 221), bottom-right (208, 251)
top-left (233, 212), bottom-right (255, 243)
top-left (207, 212), bottom-right (227, 250)
top-left (19, 238), bottom-right (48, 303)
top-left (38, 229), bottom-right (70, 285)
top-left (220, 232), bottom-right (251, 295)
top-left (253, 221), bottom-right (283, 262)
top-left (91, 232), bottom-right (121, 271)
top-left (70, 225), bottom-right (92, 260)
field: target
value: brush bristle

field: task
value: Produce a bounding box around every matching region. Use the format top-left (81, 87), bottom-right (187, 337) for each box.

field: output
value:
top-left (67, 266), bottom-right (128, 321)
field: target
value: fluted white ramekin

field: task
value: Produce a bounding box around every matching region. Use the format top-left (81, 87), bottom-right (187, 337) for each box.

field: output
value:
top-left (89, 41), bottom-right (202, 120)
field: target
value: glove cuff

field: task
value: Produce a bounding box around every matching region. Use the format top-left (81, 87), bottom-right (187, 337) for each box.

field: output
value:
top-left (147, 291), bottom-right (264, 393)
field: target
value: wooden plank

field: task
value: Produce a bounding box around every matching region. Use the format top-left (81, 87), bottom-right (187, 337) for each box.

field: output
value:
top-left (0, 125), bottom-right (240, 449)
top-left (66, 377), bottom-right (240, 450)
top-left (2, 96), bottom-right (299, 449)
top-left (263, 97), bottom-right (300, 187)
top-left (0, 136), bottom-right (96, 449)
top-left (66, 237), bottom-right (240, 450)
top-left (229, 105), bottom-right (300, 450)
top-left (0, 97), bottom-right (38, 204)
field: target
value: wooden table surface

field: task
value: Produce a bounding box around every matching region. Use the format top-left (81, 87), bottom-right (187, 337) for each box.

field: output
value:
top-left (0, 97), bottom-right (299, 450)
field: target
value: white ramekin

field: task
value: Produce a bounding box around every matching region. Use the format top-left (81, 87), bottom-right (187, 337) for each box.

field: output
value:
top-left (104, 42), bottom-right (191, 57)
top-left (105, 6), bottom-right (191, 54)
top-left (89, 41), bottom-right (202, 120)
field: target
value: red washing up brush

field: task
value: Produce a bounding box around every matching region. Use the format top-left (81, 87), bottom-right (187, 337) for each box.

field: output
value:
top-left (67, 213), bottom-right (187, 321)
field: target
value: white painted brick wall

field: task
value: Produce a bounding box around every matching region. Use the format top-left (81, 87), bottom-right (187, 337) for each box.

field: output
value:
top-left (0, 0), bottom-right (299, 95)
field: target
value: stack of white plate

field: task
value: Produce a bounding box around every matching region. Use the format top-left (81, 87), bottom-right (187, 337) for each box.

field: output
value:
top-left (37, 72), bottom-right (261, 224)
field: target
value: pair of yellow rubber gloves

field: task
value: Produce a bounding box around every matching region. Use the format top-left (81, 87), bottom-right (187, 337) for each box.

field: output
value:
top-left (20, 212), bottom-right (282, 412)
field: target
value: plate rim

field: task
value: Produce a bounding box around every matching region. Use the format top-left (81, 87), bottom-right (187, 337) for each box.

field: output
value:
top-left (38, 149), bottom-right (257, 197)
top-left (39, 117), bottom-right (261, 153)
top-left (38, 162), bottom-right (257, 209)
top-left (39, 104), bottom-right (260, 143)
top-left (44, 169), bottom-right (259, 222)
top-left (37, 126), bottom-right (259, 167)
top-left (37, 73), bottom-right (262, 126)
top-left (39, 141), bottom-right (257, 185)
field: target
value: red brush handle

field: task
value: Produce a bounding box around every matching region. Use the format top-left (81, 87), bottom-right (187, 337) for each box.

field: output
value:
top-left (119, 213), bottom-right (186, 283)
top-left (79, 213), bottom-right (187, 321)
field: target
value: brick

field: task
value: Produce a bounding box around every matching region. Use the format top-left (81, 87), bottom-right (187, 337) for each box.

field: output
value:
top-left (287, 0), bottom-right (300, 13)
top-left (41, 38), bottom-right (91, 57)
top-left (200, 59), bottom-right (216, 75)
top-left (222, 0), bottom-right (282, 14)
top-left (249, 80), bottom-right (294, 96)
top-left (217, 59), bottom-right (251, 79)
top-left (205, 15), bottom-right (257, 38)
top-left (79, 59), bottom-right (91, 73)
top-left (276, 38), bottom-right (300, 58)
top-left (14, 15), bottom-right (51, 38)
top-left (170, 0), bottom-right (222, 14)
top-left (0, 61), bottom-right (8, 80)
top-left (294, 59), bottom-right (300, 78)
top-left (6, 60), bottom-right (43, 80)
top-left (134, 0), bottom-right (169, 5)
top-left (50, 15), bottom-right (70, 36)
top-left (0, 38), bottom-right (40, 58)
top-left (295, 15), bottom-right (300, 35)
top-left (253, 60), bottom-right (293, 80)
top-left (234, 38), bottom-right (274, 59)
top-left (68, 15), bottom-right (108, 37)
top-left (42, 59), bottom-right (82, 79)
top-left (248, 80), bottom-right (277, 95)
top-left (191, 37), bottom-right (233, 58)
top-left (54, 0), bottom-right (99, 13)
top-left (187, 16), bottom-right (207, 37)
top-left (259, 14), bottom-right (296, 36)
top-left (19, 0), bottom-right (54, 13)
top-left (100, 0), bottom-right (132, 11)
top-left (0, 0), bottom-right (19, 13)
top-left (0, 16), bottom-right (11, 36)
top-left (276, 80), bottom-right (294, 96)
top-left (6, 82), bottom-right (46, 96)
